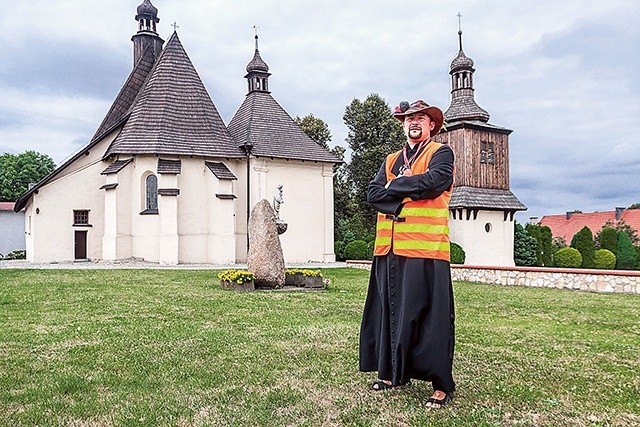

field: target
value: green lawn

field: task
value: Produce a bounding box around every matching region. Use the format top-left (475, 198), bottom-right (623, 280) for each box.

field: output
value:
top-left (0, 268), bottom-right (638, 426)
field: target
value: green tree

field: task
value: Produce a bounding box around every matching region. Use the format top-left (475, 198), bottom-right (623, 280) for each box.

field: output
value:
top-left (525, 223), bottom-right (553, 266)
top-left (295, 114), bottom-right (332, 149)
top-left (602, 219), bottom-right (639, 245)
top-left (596, 226), bottom-right (618, 255)
top-left (570, 226), bottom-right (596, 268)
top-left (0, 151), bottom-right (56, 201)
top-left (514, 222), bottom-right (537, 266)
top-left (343, 94), bottom-right (404, 230)
top-left (615, 231), bottom-right (638, 270)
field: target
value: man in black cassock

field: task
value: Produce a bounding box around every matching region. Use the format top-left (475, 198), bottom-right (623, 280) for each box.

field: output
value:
top-left (359, 99), bottom-right (456, 408)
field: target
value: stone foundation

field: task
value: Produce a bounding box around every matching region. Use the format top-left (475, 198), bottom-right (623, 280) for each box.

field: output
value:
top-left (345, 260), bottom-right (640, 295)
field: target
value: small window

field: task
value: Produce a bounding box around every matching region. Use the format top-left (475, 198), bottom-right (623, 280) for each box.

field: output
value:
top-left (484, 222), bottom-right (492, 233)
top-left (480, 141), bottom-right (495, 165)
top-left (146, 175), bottom-right (158, 211)
top-left (74, 210), bottom-right (89, 225)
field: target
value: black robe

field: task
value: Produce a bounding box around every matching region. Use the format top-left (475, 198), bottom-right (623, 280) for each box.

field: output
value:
top-left (359, 142), bottom-right (456, 392)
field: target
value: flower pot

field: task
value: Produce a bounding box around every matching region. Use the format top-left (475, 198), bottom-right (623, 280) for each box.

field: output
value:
top-left (285, 273), bottom-right (323, 288)
top-left (220, 279), bottom-right (255, 292)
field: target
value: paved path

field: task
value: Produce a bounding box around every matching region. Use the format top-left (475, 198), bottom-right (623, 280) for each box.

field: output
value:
top-left (0, 259), bottom-right (347, 270)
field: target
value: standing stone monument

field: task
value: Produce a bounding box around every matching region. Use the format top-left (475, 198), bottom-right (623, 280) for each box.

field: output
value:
top-left (247, 199), bottom-right (286, 288)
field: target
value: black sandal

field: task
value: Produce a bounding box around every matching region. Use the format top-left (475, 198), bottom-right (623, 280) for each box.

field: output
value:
top-left (371, 380), bottom-right (412, 391)
top-left (371, 380), bottom-right (394, 391)
top-left (426, 391), bottom-right (454, 408)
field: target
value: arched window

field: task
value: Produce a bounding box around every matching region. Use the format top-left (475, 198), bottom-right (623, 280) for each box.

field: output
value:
top-left (145, 174), bottom-right (158, 212)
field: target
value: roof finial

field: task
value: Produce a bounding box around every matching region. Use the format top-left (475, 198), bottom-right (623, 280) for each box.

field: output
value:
top-left (253, 25), bottom-right (260, 50)
top-left (172, 21), bottom-right (179, 32)
top-left (457, 12), bottom-right (463, 51)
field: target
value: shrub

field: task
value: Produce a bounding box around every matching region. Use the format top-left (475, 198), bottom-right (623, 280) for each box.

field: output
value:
top-left (594, 249), bottom-right (616, 270)
top-left (616, 231), bottom-right (638, 270)
top-left (334, 241), bottom-right (345, 261)
top-left (450, 242), bottom-right (465, 264)
top-left (554, 247), bottom-right (582, 268)
top-left (4, 250), bottom-right (26, 260)
top-left (597, 227), bottom-right (618, 255)
top-left (343, 240), bottom-right (371, 260)
top-left (570, 226), bottom-right (596, 268)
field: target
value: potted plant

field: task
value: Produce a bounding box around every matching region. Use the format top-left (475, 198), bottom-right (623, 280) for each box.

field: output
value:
top-left (218, 270), bottom-right (256, 292)
top-left (285, 269), bottom-right (324, 288)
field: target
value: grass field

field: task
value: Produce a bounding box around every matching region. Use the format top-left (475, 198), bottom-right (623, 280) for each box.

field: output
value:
top-left (0, 268), bottom-right (638, 426)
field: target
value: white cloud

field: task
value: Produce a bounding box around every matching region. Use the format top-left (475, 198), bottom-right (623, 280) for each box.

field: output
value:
top-left (1, 0), bottom-right (639, 218)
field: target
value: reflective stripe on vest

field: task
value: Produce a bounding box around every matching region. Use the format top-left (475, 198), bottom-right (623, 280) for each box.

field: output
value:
top-left (373, 142), bottom-right (452, 261)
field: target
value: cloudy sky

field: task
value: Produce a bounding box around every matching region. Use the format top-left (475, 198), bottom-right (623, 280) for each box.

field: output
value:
top-left (1, 0), bottom-right (639, 221)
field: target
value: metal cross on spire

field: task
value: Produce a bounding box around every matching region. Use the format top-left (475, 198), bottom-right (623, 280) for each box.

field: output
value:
top-left (172, 21), bottom-right (179, 32)
top-left (253, 25), bottom-right (260, 50)
top-left (457, 12), bottom-right (463, 51)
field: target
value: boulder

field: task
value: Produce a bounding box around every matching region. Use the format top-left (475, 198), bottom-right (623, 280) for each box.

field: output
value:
top-left (247, 199), bottom-right (286, 288)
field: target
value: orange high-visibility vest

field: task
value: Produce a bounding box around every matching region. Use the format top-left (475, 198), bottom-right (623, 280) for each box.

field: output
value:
top-left (373, 141), bottom-right (452, 261)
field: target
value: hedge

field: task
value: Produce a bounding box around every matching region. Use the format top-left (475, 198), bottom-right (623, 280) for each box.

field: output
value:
top-left (594, 249), bottom-right (616, 270)
top-left (554, 247), bottom-right (582, 268)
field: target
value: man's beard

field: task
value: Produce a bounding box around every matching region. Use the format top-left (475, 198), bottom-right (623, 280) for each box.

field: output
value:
top-left (408, 127), bottom-right (423, 140)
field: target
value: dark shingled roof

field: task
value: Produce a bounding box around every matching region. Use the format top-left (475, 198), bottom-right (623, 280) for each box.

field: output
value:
top-left (228, 91), bottom-right (341, 163)
top-left (137, 0), bottom-right (158, 17)
top-left (246, 49), bottom-right (269, 73)
top-left (450, 49), bottom-right (474, 71)
top-left (206, 162), bottom-right (237, 180)
top-left (99, 183), bottom-right (119, 190)
top-left (101, 158), bottom-right (133, 175)
top-left (444, 93), bottom-right (490, 124)
top-left (104, 32), bottom-right (245, 159)
top-left (216, 194), bottom-right (237, 200)
top-left (92, 48), bottom-right (157, 141)
top-left (444, 120), bottom-right (512, 135)
top-left (450, 186), bottom-right (527, 211)
top-left (157, 159), bottom-right (181, 174)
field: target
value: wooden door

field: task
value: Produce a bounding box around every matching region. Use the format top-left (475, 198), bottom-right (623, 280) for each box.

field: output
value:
top-left (74, 231), bottom-right (87, 260)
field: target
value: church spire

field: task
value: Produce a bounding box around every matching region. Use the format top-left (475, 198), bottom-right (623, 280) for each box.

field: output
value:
top-left (245, 27), bottom-right (271, 94)
top-left (444, 14), bottom-right (490, 123)
top-left (131, 0), bottom-right (164, 67)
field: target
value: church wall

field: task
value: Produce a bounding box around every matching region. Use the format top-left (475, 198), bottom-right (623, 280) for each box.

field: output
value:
top-left (449, 209), bottom-right (515, 267)
top-left (128, 157), bottom-right (161, 262)
top-left (230, 159), bottom-right (249, 263)
top-left (25, 134), bottom-right (118, 263)
top-left (248, 158), bottom-right (334, 263)
top-left (176, 158), bottom-right (238, 264)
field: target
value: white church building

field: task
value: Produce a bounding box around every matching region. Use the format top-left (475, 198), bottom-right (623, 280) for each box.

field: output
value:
top-left (14, 0), bottom-right (340, 265)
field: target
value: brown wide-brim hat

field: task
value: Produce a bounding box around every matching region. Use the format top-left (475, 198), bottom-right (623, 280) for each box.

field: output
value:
top-left (393, 100), bottom-right (444, 136)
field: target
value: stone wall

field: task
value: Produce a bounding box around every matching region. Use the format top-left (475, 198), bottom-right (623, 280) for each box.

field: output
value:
top-left (345, 260), bottom-right (640, 295)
